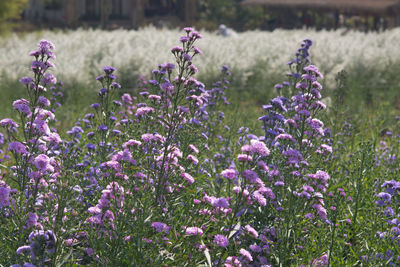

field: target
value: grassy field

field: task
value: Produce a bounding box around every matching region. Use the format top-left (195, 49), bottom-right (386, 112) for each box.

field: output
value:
top-left (1, 27), bottom-right (400, 121)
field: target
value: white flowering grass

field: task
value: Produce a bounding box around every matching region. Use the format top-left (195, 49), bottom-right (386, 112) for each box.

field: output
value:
top-left (1, 27), bottom-right (400, 85)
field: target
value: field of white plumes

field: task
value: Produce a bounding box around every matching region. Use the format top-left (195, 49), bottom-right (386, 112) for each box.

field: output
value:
top-left (1, 26), bottom-right (399, 86)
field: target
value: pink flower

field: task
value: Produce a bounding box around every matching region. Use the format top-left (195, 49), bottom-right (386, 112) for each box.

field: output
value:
top-left (122, 139), bottom-right (142, 148)
top-left (250, 140), bottom-right (270, 156)
top-left (221, 169), bottom-right (238, 180)
top-left (245, 225), bottom-right (259, 238)
top-left (188, 144), bottom-right (199, 154)
top-left (313, 204), bottom-right (327, 220)
top-left (187, 154), bottom-right (199, 165)
top-left (141, 133), bottom-right (155, 142)
top-left (135, 106), bottom-right (154, 117)
top-left (312, 253), bottom-right (328, 266)
top-left (239, 248), bottom-right (253, 262)
top-left (181, 172), bottom-right (194, 184)
top-left (185, 227), bottom-right (203, 236)
top-left (237, 154), bottom-right (252, 162)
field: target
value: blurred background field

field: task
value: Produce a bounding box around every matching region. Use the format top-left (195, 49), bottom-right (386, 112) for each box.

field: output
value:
top-left (1, 27), bottom-right (400, 130)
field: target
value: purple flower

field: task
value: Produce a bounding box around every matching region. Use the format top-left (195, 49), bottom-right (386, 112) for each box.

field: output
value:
top-left (87, 132), bottom-right (95, 138)
top-left (309, 170), bottom-right (330, 183)
top-left (282, 149), bottom-right (303, 164)
top-left (135, 107), bottom-right (154, 117)
top-left (187, 154), bottom-right (199, 165)
top-left (121, 93), bottom-right (132, 104)
top-left (256, 187), bottom-right (275, 199)
top-left (16, 245), bottom-right (31, 255)
top-left (151, 222), bottom-right (170, 234)
top-left (253, 191), bottom-right (267, 206)
top-left (111, 82), bottom-right (121, 89)
top-left (38, 96), bottom-right (50, 107)
top-left (41, 73), bottom-right (57, 85)
top-left (221, 169), bottom-right (238, 180)
top-left (38, 39), bottom-right (55, 53)
top-left (26, 213), bottom-right (38, 228)
top-left (67, 126), bottom-right (83, 138)
top-left (242, 169), bottom-right (259, 183)
top-left (20, 77), bottom-right (33, 85)
top-left (305, 213), bottom-right (314, 219)
top-left (313, 204), bottom-right (327, 220)
top-left (34, 154), bottom-right (52, 172)
top-left (8, 142), bottom-right (27, 154)
top-left (0, 118), bottom-right (19, 131)
top-left (185, 227), bottom-right (203, 236)
top-left (302, 73), bottom-right (317, 82)
top-left (98, 88), bottom-right (109, 95)
top-left (250, 140), bottom-right (270, 156)
top-left (86, 143), bottom-right (96, 151)
top-left (194, 46), bottom-right (203, 55)
top-left (275, 133), bottom-right (295, 143)
top-left (179, 36), bottom-right (190, 43)
top-left (377, 192), bottom-right (391, 203)
top-left (0, 186), bottom-right (10, 207)
top-left (183, 54), bottom-right (192, 61)
top-left (183, 27), bottom-right (194, 33)
top-left (141, 133), bottom-right (155, 142)
top-left (213, 234), bottom-right (229, 248)
top-left (312, 253), bottom-right (328, 266)
top-left (238, 154), bottom-right (252, 162)
top-left (171, 46), bottom-right (183, 54)
top-left (213, 197), bottom-right (229, 208)
top-left (103, 66), bottom-right (116, 74)
top-left (188, 64), bottom-right (198, 73)
top-left (13, 99), bottom-right (31, 115)
top-left (304, 65), bottom-right (323, 78)
top-left (190, 31), bottom-right (202, 40)
top-left (90, 103), bottom-right (100, 109)
top-left (188, 144), bottom-right (199, 154)
top-left (31, 61), bottom-right (47, 73)
top-left (98, 125), bottom-right (108, 131)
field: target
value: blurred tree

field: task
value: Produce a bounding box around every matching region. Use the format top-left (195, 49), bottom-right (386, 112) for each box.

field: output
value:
top-left (0, 0), bottom-right (28, 33)
top-left (100, 0), bottom-right (111, 29)
top-left (43, 0), bottom-right (63, 9)
top-left (197, 0), bottom-right (265, 31)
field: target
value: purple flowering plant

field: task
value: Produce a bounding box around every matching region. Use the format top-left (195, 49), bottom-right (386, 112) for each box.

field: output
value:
top-left (1, 28), bottom-right (399, 266)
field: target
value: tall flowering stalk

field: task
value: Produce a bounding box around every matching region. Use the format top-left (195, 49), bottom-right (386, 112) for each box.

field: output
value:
top-left (0, 40), bottom-right (66, 265)
top-left (238, 39), bottom-right (333, 266)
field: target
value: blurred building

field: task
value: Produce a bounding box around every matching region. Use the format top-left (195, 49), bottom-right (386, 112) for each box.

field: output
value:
top-left (24, 0), bottom-right (197, 29)
top-left (241, 0), bottom-right (400, 30)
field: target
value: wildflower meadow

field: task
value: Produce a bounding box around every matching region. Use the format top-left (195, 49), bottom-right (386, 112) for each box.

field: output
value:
top-left (1, 27), bottom-right (400, 266)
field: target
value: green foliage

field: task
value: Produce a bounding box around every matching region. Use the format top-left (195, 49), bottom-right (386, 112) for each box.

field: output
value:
top-left (0, 0), bottom-right (27, 33)
top-left (197, 0), bottom-right (265, 30)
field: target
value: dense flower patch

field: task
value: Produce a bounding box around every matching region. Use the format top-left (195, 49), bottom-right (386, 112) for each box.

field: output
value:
top-left (0, 28), bottom-right (399, 266)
